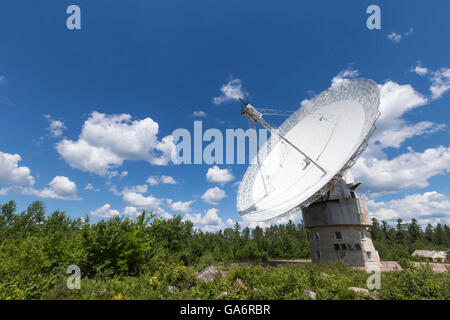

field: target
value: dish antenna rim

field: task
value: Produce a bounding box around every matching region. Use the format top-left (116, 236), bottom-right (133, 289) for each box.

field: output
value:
top-left (236, 78), bottom-right (381, 222)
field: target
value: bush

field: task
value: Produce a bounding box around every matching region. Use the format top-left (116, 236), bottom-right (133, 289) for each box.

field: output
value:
top-left (0, 200), bottom-right (449, 300)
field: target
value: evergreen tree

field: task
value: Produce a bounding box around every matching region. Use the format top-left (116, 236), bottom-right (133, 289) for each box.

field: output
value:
top-left (381, 221), bottom-right (390, 241)
top-left (407, 218), bottom-right (422, 243)
top-left (369, 217), bottom-right (382, 241)
top-left (425, 224), bottom-right (434, 243)
top-left (1, 200), bottom-right (16, 226)
top-left (433, 223), bottom-right (444, 246)
top-left (396, 218), bottom-right (406, 244)
top-left (443, 225), bottom-right (450, 246)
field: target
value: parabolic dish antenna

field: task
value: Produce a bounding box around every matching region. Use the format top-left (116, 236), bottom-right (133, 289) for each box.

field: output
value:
top-left (236, 78), bottom-right (380, 222)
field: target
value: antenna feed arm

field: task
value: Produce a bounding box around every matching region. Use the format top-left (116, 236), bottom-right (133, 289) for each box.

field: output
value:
top-left (241, 104), bottom-right (263, 123)
top-left (240, 101), bottom-right (328, 176)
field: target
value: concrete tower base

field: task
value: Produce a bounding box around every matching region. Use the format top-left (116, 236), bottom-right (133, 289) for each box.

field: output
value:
top-left (302, 174), bottom-right (381, 269)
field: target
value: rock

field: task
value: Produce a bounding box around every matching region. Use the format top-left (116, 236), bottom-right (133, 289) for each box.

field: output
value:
top-left (219, 291), bottom-right (229, 297)
top-left (197, 266), bottom-right (227, 283)
top-left (167, 285), bottom-right (176, 294)
top-left (372, 291), bottom-right (381, 300)
top-left (303, 289), bottom-right (316, 300)
top-left (230, 262), bottom-right (252, 267)
top-left (233, 278), bottom-right (245, 288)
top-left (348, 287), bottom-right (381, 300)
top-left (348, 287), bottom-right (370, 295)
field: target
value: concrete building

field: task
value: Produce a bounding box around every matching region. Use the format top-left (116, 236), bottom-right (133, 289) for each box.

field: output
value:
top-left (412, 250), bottom-right (447, 262)
top-left (302, 173), bottom-right (381, 269)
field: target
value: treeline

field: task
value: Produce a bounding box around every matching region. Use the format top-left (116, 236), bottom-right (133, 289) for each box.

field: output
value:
top-left (1, 200), bottom-right (449, 299)
top-left (369, 217), bottom-right (450, 261)
top-left (1, 200), bottom-right (449, 280)
top-left (0, 200), bottom-right (310, 277)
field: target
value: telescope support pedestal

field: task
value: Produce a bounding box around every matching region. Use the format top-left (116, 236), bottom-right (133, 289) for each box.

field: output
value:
top-left (301, 178), bottom-right (381, 270)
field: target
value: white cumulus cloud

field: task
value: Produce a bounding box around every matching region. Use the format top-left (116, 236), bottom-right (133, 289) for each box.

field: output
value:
top-left (122, 191), bottom-right (162, 211)
top-left (212, 78), bottom-right (248, 105)
top-left (0, 187), bottom-right (12, 196)
top-left (85, 183), bottom-right (100, 192)
top-left (353, 146), bottom-right (450, 195)
top-left (23, 176), bottom-right (81, 200)
top-left (109, 184), bottom-right (148, 196)
top-left (387, 32), bottom-right (402, 43)
top-left (166, 199), bottom-right (194, 213)
top-left (373, 81), bottom-right (433, 149)
top-left (331, 67), bottom-right (359, 86)
top-left (146, 176), bottom-right (159, 186)
top-left (45, 115), bottom-right (66, 138)
top-left (56, 139), bottom-right (123, 176)
top-left (160, 175), bottom-right (177, 184)
top-left (412, 64), bottom-right (450, 100)
top-left (159, 211), bottom-right (174, 220)
top-left (206, 165), bottom-right (234, 185)
top-left (412, 65), bottom-right (428, 76)
top-left (367, 191), bottom-right (450, 225)
top-left (430, 67), bottom-right (450, 99)
top-left (183, 208), bottom-right (226, 232)
top-left (123, 206), bottom-right (140, 217)
top-left (201, 187), bottom-right (226, 205)
top-left (192, 110), bottom-right (207, 118)
top-left (90, 204), bottom-right (120, 218)
top-left (387, 28), bottom-right (413, 43)
top-left (146, 175), bottom-right (177, 186)
top-left (0, 151), bottom-right (35, 186)
top-left (56, 111), bottom-right (176, 176)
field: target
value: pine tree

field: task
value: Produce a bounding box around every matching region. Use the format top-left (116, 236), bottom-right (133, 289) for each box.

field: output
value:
top-left (369, 217), bottom-right (382, 241)
top-left (396, 218), bottom-right (406, 244)
top-left (434, 223), bottom-right (444, 246)
top-left (382, 221), bottom-right (390, 241)
top-left (1, 200), bottom-right (16, 226)
top-left (425, 224), bottom-right (434, 243)
top-left (443, 225), bottom-right (450, 246)
top-left (407, 218), bottom-right (422, 242)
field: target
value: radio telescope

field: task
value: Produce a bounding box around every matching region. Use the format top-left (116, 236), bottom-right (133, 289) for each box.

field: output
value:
top-left (236, 78), bottom-right (382, 268)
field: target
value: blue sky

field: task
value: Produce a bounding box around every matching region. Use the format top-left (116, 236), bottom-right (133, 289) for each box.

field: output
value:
top-left (0, 1), bottom-right (449, 229)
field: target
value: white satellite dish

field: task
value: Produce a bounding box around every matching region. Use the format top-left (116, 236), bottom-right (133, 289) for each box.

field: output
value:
top-left (236, 78), bottom-right (380, 222)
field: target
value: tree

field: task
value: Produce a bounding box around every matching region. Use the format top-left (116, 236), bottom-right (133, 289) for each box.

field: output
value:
top-left (381, 221), bottom-right (391, 241)
top-left (234, 222), bottom-right (241, 234)
top-left (433, 223), bottom-right (445, 246)
top-left (82, 211), bottom-right (156, 276)
top-left (369, 217), bottom-right (382, 241)
top-left (443, 225), bottom-right (450, 246)
top-left (8, 201), bottom-right (46, 237)
top-left (242, 227), bottom-right (250, 241)
top-left (1, 200), bottom-right (16, 226)
top-left (396, 218), bottom-right (406, 244)
top-left (223, 227), bottom-right (233, 240)
top-left (407, 218), bottom-right (422, 243)
top-left (425, 224), bottom-right (434, 243)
